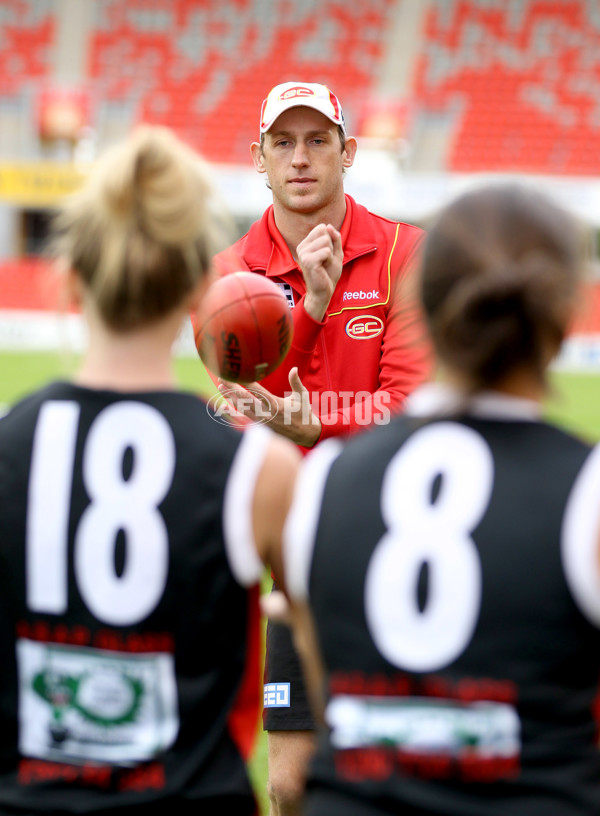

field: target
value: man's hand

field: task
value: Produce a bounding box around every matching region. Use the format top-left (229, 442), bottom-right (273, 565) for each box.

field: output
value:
top-left (297, 223), bottom-right (343, 321)
top-left (218, 367), bottom-right (322, 447)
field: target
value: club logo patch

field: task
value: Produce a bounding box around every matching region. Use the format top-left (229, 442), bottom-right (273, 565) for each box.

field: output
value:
top-left (277, 282), bottom-right (295, 308)
top-left (264, 683), bottom-right (290, 708)
top-left (345, 315), bottom-right (384, 340)
top-left (280, 87), bottom-right (314, 100)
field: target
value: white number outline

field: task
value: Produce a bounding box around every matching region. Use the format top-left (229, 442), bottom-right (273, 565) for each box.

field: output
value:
top-left (364, 423), bottom-right (494, 672)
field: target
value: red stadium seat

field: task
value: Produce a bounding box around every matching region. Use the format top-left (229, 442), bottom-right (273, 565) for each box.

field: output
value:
top-left (0, 5), bottom-right (54, 92)
top-left (412, 0), bottom-right (600, 175)
top-left (87, 0), bottom-right (397, 164)
top-left (0, 259), bottom-right (66, 312)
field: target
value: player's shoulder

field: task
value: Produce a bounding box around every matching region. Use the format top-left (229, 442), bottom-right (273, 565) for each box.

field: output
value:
top-left (0, 383), bottom-right (73, 480)
top-left (213, 208), bottom-right (272, 273)
top-left (212, 239), bottom-right (249, 274)
top-left (368, 210), bottom-right (424, 237)
top-left (113, 388), bottom-right (246, 455)
top-left (0, 381), bottom-right (67, 430)
top-left (349, 197), bottom-right (424, 260)
top-left (528, 417), bottom-right (594, 462)
top-left (324, 414), bottom-right (415, 480)
top-left (352, 196), bottom-right (423, 234)
top-left (374, 214), bottom-right (425, 256)
top-left (0, 382), bottom-right (239, 447)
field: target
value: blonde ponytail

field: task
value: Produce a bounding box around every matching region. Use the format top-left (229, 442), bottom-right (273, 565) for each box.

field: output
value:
top-left (53, 125), bottom-right (231, 330)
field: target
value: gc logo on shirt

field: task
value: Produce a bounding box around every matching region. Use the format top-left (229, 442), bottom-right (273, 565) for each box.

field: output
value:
top-left (345, 315), bottom-right (384, 339)
top-left (264, 683), bottom-right (291, 708)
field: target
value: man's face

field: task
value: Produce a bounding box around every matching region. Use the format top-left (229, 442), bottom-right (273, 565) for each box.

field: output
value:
top-left (252, 106), bottom-right (355, 216)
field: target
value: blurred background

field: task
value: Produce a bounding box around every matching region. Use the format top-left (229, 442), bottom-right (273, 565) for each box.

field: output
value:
top-left (2, 3), bottom-right (600, 811)
top-left (0, 0), bottom-right (599, 368)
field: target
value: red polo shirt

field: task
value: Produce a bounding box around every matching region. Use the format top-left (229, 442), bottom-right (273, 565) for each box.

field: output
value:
top-left (210, 195), bottom-right (432, 446)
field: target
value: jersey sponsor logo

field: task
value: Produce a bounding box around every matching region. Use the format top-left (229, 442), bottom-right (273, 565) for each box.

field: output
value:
top-left (277, 282), bottom-right (295, 308)
top-left (345, 315), bottom-right (384, 340)
top-left (342, 289), bottom-right (380, 302)
top-left (17, 639), bottom-right (179, 764)
top-left (264, 682), bottom-right (290, 708)
top-left (326, 694), bottom-right (521, 757)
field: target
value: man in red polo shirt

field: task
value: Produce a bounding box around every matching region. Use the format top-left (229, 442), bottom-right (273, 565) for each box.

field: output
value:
top-left (210, 81), bottom-right (432, 815)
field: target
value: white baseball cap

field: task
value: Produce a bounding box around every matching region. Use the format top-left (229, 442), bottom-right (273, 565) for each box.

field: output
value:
top-left (259, 81), bottom-right (346, 136)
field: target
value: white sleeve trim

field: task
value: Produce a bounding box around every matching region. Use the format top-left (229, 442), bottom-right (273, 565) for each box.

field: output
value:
top-left (223, 425), bottom-right (272, 587)
top-left (561, 443), bottom-right (600, 627)
top-left (283, 439), bottom-right (343, 601)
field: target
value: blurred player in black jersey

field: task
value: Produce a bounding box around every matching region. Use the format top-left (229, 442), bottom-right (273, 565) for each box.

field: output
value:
top-left (282, 183), bottom-right (600, 816)
top-left (0, 125), bottom-right (299, 816)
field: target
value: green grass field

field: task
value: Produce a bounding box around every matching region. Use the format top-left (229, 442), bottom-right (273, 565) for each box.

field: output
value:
top-left (2, 350), bottom-right (600, 442)
top-left (1, 350), bottom-right (599, 815)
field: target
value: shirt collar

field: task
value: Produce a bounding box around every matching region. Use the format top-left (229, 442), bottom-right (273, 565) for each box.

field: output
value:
top-left (242, 195), bottom-right (377, 275)
top-left (404, 382), bottom-right (542, 421)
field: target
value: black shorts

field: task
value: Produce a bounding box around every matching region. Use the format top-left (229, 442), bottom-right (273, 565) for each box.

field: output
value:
top-left (262, 611), bottom-right (317, 732)
top-left (305, 789), bottom-right (397, 816)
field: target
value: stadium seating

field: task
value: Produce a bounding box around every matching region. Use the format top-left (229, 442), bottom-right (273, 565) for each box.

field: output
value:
top-left (0, 258), bottom-right (66, 311)
top-left (412, 0), bottom-right (600, 175)
top-left (0, 1), bottom-right (54, 94)
top-left (88, 0), bottom-right (396, 164)
top-left (5, 0), bottom-right (600, 176)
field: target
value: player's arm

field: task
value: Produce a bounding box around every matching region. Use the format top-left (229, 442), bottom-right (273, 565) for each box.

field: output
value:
top-left (219, 276), bottom-right (432, 445)
top-left (199, 230), bottom-right (338, 398)
top-left (251, 223), bottom-right (343, 396)
top-left (298, 223), bottom-right (343, 321)
top-left (238, 239), bottom-right (432, 445)
top-left (216, 225), bottom-right (343, 446)
top-left (219, 367), bottom-right (321, 447)
top-left (273, 438), bottom-right (345, 722)
top-left (251, 435), bottom-right (327, 723)
top-left (219, 263), bottom-right (432, 447)
top-left (255, 300), bottom-right (326, 395)
top-left (252, 434), bottom-right (301, 583)
top-left (292, 602), bottom-right (326, 723)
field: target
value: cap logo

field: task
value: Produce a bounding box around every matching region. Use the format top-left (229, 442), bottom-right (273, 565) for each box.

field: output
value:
top-left (280, 87), bottom-right (315, 100)
top-left (260, 82), bottom-right (345, 135)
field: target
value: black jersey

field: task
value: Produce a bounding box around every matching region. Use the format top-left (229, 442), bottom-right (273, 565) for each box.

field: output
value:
top-left (286, 385), bottom-right (600, 816)
top-left (0, 381), bottom-right (271, 816)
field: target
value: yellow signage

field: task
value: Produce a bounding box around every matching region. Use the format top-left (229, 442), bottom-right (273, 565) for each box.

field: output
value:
top-left (0, 162), bottom-right (89, 207)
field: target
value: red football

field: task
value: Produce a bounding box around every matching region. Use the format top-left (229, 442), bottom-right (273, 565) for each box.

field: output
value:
top-left (193, 272), bottom-right (293, 383)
